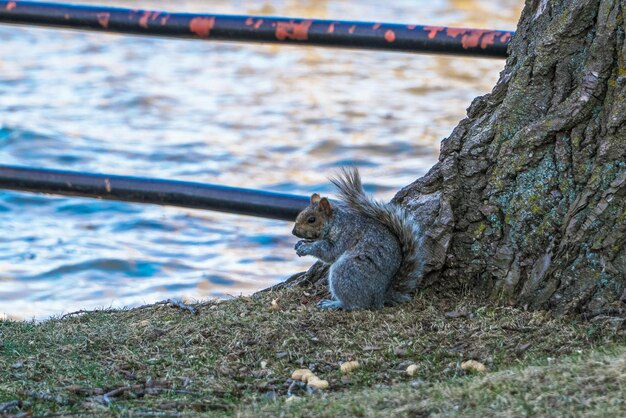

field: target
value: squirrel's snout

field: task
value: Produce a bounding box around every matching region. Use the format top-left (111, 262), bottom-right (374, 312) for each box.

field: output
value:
top-left (292, 226), bottom-right (308, 239)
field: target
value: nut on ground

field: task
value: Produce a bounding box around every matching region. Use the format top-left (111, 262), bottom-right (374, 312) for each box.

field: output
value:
top-left (306, 376), bottom-right (329, 390)
top-left (340, 360), bottom-right (360, 374)
top-left (406, 364), bottom-right (419, 376)
top-left (291, 368), bottom-right (315, 382)
top-left (461, 360), bottom-right (487, 373)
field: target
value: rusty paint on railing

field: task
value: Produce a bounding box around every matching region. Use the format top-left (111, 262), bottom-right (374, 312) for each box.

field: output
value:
top-left (0, 1), bottom-right (513, 58)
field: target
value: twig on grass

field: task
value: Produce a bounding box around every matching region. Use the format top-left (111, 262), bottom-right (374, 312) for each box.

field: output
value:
top-left (60, 298), bottom-right (198, 320)
top-left (81, 380), bottom-right (185, 405)
top-left (164, 299), bottom-right (198, 315)
top-left (102, 385), bottom-right (136, 404)
top-left (60, 308), bottom-right (117, 319)
top-left (26, 391), bottom-right (69, 405)
top-left (582, 308), bottom-right (625, 321)
top-left (0, 400), bottom-right (21, 412)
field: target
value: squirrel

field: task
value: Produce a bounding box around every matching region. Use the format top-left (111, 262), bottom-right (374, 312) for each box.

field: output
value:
top-left (292, 167), bottom-right (422, 310)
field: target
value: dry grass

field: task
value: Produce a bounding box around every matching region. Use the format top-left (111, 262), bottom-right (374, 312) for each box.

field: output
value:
top-left (0, 285), bottom-right (624, 416)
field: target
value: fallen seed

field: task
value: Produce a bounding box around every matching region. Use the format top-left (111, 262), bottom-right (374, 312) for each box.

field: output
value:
top-left (461, 360), bottom-right (487, 373)
top-left (340, 360), bottom-right (360, 374)
top-left (306, 376), bottom-right (329, 390)
top-left (406, 364), bottom-right (419, 376)
top-left (291, 369), bottom-right (314, 382)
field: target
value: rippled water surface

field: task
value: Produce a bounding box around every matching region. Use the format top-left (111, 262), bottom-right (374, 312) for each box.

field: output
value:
top-left (0, 0), bottom-right (523, 319)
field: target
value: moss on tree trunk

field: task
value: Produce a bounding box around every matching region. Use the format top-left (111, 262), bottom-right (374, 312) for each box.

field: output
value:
top-left (394, 0), bottom-right (625, 314)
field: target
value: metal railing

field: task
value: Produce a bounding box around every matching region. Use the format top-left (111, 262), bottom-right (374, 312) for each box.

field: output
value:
top-left (0, 165), bottom-right (308, 220)
top-left (0, 1), bottom-right (513, 58)
top-left (0, 1), bottom-right (514, 220)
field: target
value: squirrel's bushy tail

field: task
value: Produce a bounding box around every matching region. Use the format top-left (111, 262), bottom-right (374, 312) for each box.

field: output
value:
top-left (330, 167), bottom-right (422, 305)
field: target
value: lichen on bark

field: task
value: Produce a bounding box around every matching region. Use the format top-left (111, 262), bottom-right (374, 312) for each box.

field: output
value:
top-left (394, 0), bottom-right (625, 314)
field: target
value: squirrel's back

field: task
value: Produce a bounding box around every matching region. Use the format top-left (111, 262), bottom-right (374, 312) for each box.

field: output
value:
top-left (330, 167), bottom-right (422, 305)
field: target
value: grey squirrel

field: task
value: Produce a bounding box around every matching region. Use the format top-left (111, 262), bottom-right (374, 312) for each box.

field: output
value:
top-left (292, 167), bottom-right (422, 310)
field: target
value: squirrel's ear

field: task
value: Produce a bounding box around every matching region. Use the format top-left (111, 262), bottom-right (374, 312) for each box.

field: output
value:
top-left (318, 197), bottom-right (332, 215)
top-left (310, 193), bottom-right (321, 204)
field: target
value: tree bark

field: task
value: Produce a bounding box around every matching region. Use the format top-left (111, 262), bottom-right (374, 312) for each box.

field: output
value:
top-left (394, 0), bottom-right (625, 315)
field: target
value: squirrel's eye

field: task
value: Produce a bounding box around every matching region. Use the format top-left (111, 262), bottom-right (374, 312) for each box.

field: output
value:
top-left (307, 216), bottom-right (316, 224)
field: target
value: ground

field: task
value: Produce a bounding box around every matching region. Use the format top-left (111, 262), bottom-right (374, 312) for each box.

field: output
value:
top-left (1, 285), bottom-right (625, 417)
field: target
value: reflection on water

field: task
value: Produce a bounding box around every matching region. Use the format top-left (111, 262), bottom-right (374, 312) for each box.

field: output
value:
top-left (0, 0), bottom-right (524, 320)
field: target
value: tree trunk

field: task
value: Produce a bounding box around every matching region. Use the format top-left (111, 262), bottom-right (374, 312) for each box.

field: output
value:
top-left (394, 0), bottom-right (625, 315)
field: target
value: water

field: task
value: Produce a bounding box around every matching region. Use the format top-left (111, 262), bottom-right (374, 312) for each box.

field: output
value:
top-left (0, 0), bottom-right (523, 320)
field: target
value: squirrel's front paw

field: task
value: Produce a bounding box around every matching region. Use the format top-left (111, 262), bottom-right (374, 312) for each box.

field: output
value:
top-left (295, 240), bottom-right (313, 257)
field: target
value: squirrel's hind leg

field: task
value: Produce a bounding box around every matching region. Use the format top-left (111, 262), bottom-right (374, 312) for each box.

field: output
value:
top-left (327, 254), bottom-right (387, 310)
top-left (317, 299), bottom-right (344, 310)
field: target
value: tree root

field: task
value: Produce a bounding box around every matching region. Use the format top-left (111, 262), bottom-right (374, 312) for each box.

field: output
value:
top-left (256, 261), bottom-right (329, 295)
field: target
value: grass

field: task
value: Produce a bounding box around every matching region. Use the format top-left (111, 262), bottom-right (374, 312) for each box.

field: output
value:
top-left (249, 347), bottom-right (626, 417)
top-left (0, 284), bottom-right (624, 417)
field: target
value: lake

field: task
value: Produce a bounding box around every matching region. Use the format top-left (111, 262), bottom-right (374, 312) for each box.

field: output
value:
top-left (0, 0), bottom-right (523, 319)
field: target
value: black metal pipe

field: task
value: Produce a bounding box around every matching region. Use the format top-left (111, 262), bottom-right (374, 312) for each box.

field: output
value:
top-left (0, 165), bottom-right (309, 221)
top-left (0, 1), bottom-right (513, 58)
